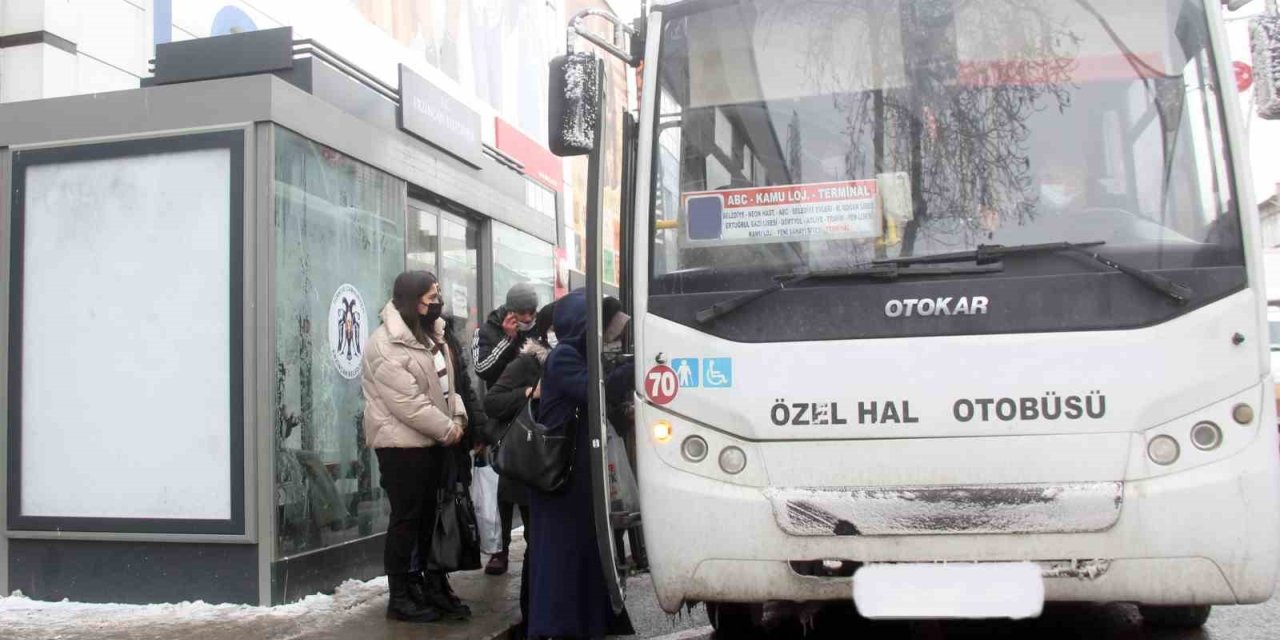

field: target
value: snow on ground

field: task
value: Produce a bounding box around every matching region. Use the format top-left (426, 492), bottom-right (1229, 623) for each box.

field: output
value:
top-left (0, 576), bottom-right (388, 640)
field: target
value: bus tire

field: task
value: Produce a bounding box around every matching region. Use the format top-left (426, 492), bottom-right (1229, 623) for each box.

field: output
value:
top-left (1138, 604), bottom-right (1212, 629)
top-left (706, 602), bottom-right (765, 636)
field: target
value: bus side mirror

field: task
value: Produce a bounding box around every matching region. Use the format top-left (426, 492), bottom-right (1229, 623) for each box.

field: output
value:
top-left (549, 53), bottom-right (601, 157)
top-left (1251, 13), bottom-right (1280, 119)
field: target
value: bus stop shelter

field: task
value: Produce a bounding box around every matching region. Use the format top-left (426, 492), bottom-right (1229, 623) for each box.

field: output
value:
top-left (0, 28), bottom-right (558, 606)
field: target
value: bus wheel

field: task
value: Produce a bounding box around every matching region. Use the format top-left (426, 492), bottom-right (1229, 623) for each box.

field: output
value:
top-left (1138, 604), bottom-right (1212, 629)
top-left (706, 602), bottom-right (765, 637)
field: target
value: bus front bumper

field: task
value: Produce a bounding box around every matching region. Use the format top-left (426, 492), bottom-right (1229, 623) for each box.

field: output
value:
top-left (637, 415), bottom-right (1280, 613)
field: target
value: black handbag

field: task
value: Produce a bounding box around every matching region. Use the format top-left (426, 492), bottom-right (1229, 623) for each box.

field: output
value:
top-left (427, 452), bottom-right (482, 572)
top-left (492, 400), bottom-right (577, 493)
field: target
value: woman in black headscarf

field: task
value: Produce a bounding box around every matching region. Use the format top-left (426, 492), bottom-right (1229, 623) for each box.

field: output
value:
top-left (525, 290), bottom-right (634, 639)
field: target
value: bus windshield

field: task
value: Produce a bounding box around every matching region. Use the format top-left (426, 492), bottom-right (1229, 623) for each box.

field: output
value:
top-left (650, 0), bottom-right (1244, 329)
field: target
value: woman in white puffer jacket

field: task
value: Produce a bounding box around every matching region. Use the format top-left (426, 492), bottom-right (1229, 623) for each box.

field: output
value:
top-left (361, 270), bottom-right (468, 623)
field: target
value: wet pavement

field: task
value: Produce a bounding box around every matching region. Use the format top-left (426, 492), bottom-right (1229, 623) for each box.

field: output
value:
top-left (306, 552), bottom-right (521, 640)
top-left (273, 539), bottom-right (522, 640)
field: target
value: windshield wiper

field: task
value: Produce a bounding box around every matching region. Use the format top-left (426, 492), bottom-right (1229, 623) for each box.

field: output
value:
top-left (874, 241), bottom-right (1193, 304)
top-left (694, 263), bottom-right (1004, 325)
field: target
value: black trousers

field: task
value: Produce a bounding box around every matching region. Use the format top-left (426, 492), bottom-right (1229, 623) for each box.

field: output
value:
top-left (377, 446), bottom-right (447, 576)
top-left (500, 501), bottom-right (532, 553)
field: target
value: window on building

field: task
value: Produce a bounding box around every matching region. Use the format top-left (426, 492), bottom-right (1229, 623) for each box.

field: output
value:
top-left (407, 206), bottom-right (439, 273)
top-left (492, 222), bottom-right (554, 309)
top-left (273, 126), bottom-right (405, 558)
top-left (525, 179), bottom-right (556, 219)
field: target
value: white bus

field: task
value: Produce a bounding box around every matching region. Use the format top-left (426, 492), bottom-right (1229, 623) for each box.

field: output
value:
top-left (552, 0), bottom-right (1280, 632)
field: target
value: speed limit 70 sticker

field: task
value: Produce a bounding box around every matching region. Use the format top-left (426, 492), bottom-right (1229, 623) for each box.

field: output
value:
top-left (645, 365), bottom-right (679, 405)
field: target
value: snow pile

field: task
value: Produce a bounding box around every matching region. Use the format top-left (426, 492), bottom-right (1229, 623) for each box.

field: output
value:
top-left (1040, 559), bottom-right (1112, 581)
top-left (0, 576), bottom-right (388, 639)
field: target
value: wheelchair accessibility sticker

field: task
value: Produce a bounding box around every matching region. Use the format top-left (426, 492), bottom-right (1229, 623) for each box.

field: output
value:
top-left (670, 357), bottom-right (733, 389)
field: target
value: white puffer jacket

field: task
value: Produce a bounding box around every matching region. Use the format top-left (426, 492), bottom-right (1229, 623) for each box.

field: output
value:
top-left (361, 302), bottom-right (466, 448)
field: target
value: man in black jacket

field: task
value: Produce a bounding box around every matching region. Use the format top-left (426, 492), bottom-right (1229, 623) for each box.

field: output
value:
top-left (473, 282), bottom-right (538, 577)
top-left (481, 301), bottom-right (556, 631)
top-left (473, 282), bottom-right (539, 388)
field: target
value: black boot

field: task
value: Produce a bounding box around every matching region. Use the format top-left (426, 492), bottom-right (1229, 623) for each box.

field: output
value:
top-left (386, 574), bottom-right (443, 623)
top-left (406, 572), bottom-right (430, 608)
top-left (425, 571), bottom-right (472, 620)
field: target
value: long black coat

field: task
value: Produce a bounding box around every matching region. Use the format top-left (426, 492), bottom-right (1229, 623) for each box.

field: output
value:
top-left (481, 339), bottom-right (549, 506)
top-left (527, 290), bottom-right (633, 638)
top-left (443, 317), bottom-right (485, 484)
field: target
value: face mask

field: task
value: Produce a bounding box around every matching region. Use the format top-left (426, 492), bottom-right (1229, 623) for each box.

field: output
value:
top-left (604, 340), bottom-right (623, 353)
top-left (517, 319), bottom-right (535, 332)
top-left (546, 331), bottom-right (558, 348)
top-left (420, 302), bottom-right (443, 325)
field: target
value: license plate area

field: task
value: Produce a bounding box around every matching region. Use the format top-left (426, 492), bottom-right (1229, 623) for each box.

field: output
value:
top-left (853, 562), bottom-right (1044, 620)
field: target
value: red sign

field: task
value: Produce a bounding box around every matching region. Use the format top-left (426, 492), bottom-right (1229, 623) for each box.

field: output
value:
top-left (495, 118), bottom-right (563, 192)
top-left (645, 365), bottom-right (679, 405)
top-left (1236, 61), bottom-right (1254, 93)
top-left (959, 52), bottom-right (1167, 86)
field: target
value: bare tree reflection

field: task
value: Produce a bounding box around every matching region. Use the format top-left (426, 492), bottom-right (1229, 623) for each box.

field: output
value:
top-left (758, 0), bottom-right (1080, 254)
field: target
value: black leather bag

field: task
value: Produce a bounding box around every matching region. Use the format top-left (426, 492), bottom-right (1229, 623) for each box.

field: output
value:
top-left (492, 401), bottom-right (577, 493)
top-left (427, 452), bottom-right (482, 572)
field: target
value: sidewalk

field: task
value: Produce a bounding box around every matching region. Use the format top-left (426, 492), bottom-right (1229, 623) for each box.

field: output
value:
top-left (0, 540), bottom-right (524, 640)
top-left (310, 539), bottom-right (523, 640)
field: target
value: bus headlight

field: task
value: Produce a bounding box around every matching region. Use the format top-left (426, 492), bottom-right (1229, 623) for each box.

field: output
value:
top-left (681, 436), bottom-right (708, 462)
top-left (1232, 403), bottom-right (1254, 425)
top-left (1147, 435), bottom-right (1180, 465)
top-left (1190, 422), bottom-right (1222, 451)
top-left (719, 446), bottom-right (747, 475)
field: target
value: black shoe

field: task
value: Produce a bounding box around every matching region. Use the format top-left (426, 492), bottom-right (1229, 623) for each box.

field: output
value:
top-left (485, 551), bottom-right (509, 575)
top-left (386, 574), bottom-right (443, 623)
top-left (425, 571), bottom-right (472, 620)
